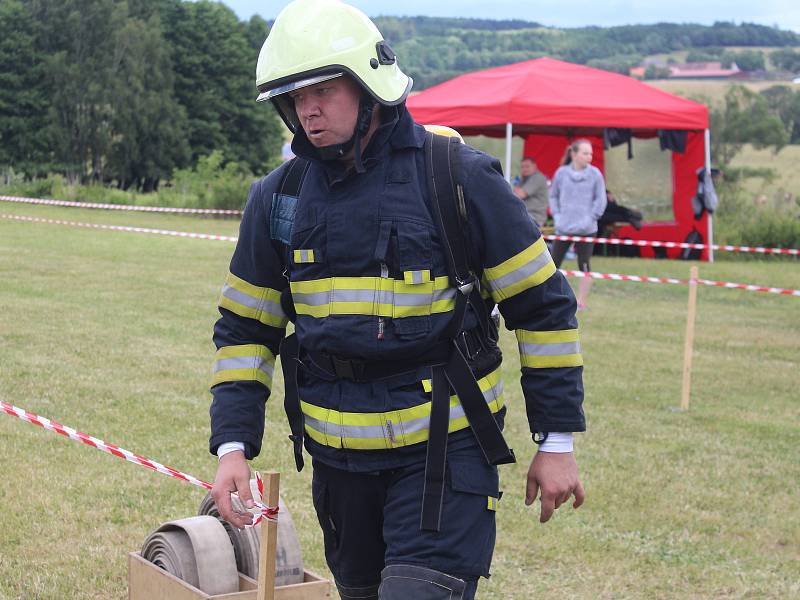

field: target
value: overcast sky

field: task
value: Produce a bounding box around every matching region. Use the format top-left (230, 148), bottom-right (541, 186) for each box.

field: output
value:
top-left (221, 0), bottom-right (800, 32)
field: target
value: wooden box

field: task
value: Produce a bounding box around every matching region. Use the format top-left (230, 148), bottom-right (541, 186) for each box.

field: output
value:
top-left (128, 552), bottom-right (330, 600)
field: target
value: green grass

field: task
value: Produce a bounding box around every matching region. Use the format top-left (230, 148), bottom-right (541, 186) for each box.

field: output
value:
top-left (1, 205), bottom-right (799, 599)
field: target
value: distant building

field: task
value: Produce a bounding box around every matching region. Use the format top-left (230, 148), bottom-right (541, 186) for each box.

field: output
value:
top-left (629, 61), bottom-right (741, 80)
top-left (668, 61), bottom-right (741, 80)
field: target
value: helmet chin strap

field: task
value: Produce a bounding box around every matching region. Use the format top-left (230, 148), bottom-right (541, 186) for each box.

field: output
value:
top-left (316, 96), bottom-right (375, 172)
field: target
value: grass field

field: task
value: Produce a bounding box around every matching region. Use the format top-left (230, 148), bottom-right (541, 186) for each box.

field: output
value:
top-left (1, 202), bottom-right (799, 599)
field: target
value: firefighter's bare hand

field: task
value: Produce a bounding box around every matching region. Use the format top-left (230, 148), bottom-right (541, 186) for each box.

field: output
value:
top-left (525, 451), bottom-right (585, 523)
top-left (212, 451), bottom-right (254, 529)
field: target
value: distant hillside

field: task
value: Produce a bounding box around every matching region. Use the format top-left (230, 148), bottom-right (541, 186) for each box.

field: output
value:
top-left (367, 18), bottom-right (800, 88)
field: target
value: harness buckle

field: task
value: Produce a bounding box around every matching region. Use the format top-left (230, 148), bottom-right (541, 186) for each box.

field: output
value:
top-left (456, 274), bottom-right (476, 296)
top-left (330, 356), bottom-right (364, 381)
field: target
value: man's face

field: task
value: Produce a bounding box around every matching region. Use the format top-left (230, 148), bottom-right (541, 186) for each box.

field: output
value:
top-left (289, 76), bottom-right (361, 148)
top-left (520, 159), bottom-right (536, 177)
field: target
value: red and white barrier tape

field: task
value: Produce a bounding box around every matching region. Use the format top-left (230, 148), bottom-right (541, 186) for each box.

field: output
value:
top-left (4, 213), bottom-right (797, 297)
top-left (560, 269), bottom-right (800, 297)
top-left (4, 194), bottom-right (796, 255)
top-left (0, 214), bottom-right (238, 242)
top-left (0, 401), bottom-right (278, 526)
top-left (545, 234), bottom-right (799, 256)
top-left (0, 194), bottom-right (242, 215)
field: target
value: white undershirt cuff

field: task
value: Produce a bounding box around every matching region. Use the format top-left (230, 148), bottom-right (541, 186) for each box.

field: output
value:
top-left (537, 432), bottom-right (574, 453)
top-left (217, 441), bottom-right (246, 460)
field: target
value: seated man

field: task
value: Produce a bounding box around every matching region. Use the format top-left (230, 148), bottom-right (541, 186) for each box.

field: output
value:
top-left (513, 156), bottom-right (549, 228)
top-left (597, 189), bottom-right (642, 236)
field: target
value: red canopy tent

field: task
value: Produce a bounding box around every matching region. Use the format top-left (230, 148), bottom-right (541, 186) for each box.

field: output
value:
top-left (406, 57), bottom-right (713, 260)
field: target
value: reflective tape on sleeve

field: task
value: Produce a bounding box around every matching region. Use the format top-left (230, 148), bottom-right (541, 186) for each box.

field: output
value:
top-left (516, 329), bottom-right (583, 368)
top-left (211, 344), bottom-right (276, 389)
top-left (218, 272), bottom-right (288, 329)
top-left (484, 237), bottom-right (557, 301)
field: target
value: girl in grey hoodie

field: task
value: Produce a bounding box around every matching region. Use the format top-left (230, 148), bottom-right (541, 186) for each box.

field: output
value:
top-left (548, 139), bottom-right (607, 309)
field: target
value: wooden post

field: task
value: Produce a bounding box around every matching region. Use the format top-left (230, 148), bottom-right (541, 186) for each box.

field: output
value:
top-left (257, 471), bottom-right (280, 600)
top-left (681, 266), bottom-right (699, 411)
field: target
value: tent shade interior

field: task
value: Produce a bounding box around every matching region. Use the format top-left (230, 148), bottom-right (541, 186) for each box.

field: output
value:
top-left (407, 57), bottom-right (711, 259)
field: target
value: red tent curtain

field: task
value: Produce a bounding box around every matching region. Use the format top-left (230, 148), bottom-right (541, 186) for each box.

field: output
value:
top-left (522, 134), bottom-right (605, 180)
top-left (612, 130), bottom-right (707, 259)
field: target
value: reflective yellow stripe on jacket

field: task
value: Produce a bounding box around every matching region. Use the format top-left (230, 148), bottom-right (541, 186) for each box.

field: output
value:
top-left (290, 275), bottom-right (456, 318)
top-left (218, 272), bottom-right (288, 329)
top-left (211, 344), bottom-right (276, 389)
top-left (301, 367), bottom-right (504, 450)
top-left (483, 237), bottom-right (556, 302)
top-left (516, 329), bottom-right (583, 368)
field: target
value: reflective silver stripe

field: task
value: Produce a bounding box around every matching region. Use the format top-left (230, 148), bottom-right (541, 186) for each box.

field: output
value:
top-left (376, 287), bottom-right (393, 306)
top-left (391, 291), bottom-right (433, 306)
top-left (519, 341), bottom-right (581, 357)
top-left (291, 291), bottom-right (330, 306)
top-left (331, 289), bottom-right (377, 303)
top-left (303, 416), bottom-right (389, 442)
top-left (221, 284), bottom-right (284, 317)
top-left (432, 287), bottom-right (456, 303)
top-left (412, 271), bottom-right (423, 284)
top-left (213, 356), bottom-right (274, 379)
top-left (293, 288), bottom-right (438, 307)
top-left (302, 379), bottom-right (504, 442)
top-left (488, 250), bottom-right (553, 293)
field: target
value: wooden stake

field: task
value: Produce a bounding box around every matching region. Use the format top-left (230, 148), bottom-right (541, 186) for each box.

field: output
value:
top-left (681, 266), bottom-right (699, 411)
top-left (257, 471), bottom-right (280, 600)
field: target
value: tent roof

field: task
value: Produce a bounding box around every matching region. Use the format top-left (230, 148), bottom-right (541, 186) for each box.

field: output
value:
top-left (406, 57), bottom-right (709, 135)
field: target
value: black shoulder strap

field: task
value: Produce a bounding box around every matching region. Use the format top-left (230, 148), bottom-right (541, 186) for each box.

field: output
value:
top-left (424, 132), bottom-right (473, 289)
top-left (278, 156), bottom-right (310, 198)
top-left (424, 132), bottom-right (493, 342)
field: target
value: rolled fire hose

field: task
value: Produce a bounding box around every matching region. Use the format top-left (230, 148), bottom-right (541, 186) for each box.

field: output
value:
top-left (141, 515), bottom-right (239, 595)
top-left (197, 479), bottom-right (305, 586)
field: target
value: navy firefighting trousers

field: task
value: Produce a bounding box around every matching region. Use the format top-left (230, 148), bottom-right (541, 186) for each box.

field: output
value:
top-left (311, 444), bottom-right (499, 600)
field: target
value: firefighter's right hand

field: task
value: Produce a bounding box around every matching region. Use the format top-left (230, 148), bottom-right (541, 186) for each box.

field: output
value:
top-left (212, 450), bottom-right (254, 529)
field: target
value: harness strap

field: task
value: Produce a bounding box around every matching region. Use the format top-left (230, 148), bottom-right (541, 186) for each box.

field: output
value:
top-left (278, 157), bottom-right (310, 198)
top-left (425, 132), bottom-right (477, 342)
top-left (420, 365), bottom-right (450, 531)
top-left (307, 341), bottom-right (450, 382)
top-left (280, 333), bottom-right (305, 472)
top-left (420, 342), bottom-right (515, 532)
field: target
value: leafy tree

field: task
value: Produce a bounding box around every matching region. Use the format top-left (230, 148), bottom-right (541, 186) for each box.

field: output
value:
top-left (761, 85), bottom-right (800, 144)
top-left (244, 15), bottom-right (270, 51)
top-left (30, 0), bottom-right (128, 183)
top-left (160, 0), bottom-right (281, 175)
top-left (711, 85), bottom-right (788, 165)
top-left (108, 13), bottom-right (189, 191)
top-left (721, 49), bottom-right (765, 71)
top-left (770, 48), bottom-right (800, 73)
top-left (686, 48), bottom-right (723, 62)
top-left (0, 0), bottom-right (50, 177)
top-left (644, 65), bottom-right (672, 80)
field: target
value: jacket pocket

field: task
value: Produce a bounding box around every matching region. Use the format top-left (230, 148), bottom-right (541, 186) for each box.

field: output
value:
top-left (290, 209), bottom-right (326, 267)
top-left (389, 220), bottom-right (435, 339)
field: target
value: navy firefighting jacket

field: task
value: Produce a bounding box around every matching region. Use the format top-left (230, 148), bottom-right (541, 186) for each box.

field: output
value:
top-left (209, 105), bottom-right (584, 471)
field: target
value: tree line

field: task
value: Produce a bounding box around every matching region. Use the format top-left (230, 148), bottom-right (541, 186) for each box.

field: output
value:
top-left (0, 0), bottom-right (281, 191)
top-left (375, 18), bottom-right (800, 88)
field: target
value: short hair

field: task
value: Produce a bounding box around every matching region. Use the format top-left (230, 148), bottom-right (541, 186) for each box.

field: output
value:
top-left (521, 156), bottom-right (536, 164)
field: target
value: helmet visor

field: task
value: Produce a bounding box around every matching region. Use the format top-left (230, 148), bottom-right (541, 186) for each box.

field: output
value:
top-left (256, 71), bottom-right (344, 103)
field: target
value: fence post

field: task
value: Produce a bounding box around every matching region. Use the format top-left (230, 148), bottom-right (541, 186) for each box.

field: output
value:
top-left (257, 471), bottom-right (280, 600)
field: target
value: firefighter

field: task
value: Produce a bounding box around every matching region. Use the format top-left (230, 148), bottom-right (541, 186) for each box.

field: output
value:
top-left (209, 1), bottom-right (585, 598)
